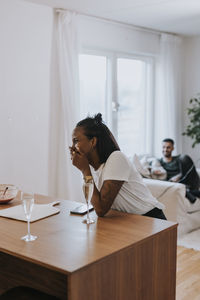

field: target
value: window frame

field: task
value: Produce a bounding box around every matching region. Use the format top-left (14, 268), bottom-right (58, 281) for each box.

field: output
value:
top-left (79, 48), bottom-right (155, 155)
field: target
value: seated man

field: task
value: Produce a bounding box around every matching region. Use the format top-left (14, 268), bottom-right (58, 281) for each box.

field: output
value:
top-left (151, 138), bottom-right (200, 203)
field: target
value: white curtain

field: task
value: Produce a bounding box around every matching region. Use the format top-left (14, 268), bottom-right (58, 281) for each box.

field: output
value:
top-left (48, 10), bottom-right (83, 202)
top-left (154, 33), bottom-right (182, 158)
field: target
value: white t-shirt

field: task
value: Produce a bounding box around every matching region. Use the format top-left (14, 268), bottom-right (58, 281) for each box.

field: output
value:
top-left (90, 151), bottom-right (164, 215)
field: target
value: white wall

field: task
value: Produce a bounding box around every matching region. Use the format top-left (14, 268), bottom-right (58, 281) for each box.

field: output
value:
top-left (0, 0), bottom-right (53, 193)
top-left (0, 2), bottom-right (162, 197)
top-left (182, 36), bottom-right (200, 166)
top-left (79, 16), bottom-right (160, 56)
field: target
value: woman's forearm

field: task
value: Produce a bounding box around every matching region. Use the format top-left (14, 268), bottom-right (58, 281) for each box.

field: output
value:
top-left (91, 185), bottom-right (111, 217)
top-left (91, 180), bottom-right (124, 217)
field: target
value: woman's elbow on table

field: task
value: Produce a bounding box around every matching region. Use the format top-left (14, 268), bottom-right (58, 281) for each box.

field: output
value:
top-left (93, 204), bottom-right (111, 217)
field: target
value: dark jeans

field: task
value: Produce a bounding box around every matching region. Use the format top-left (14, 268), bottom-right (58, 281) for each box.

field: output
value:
top-left (143, 207), bottom-right (167, 220)
top-left (176, 155), bottom-right (200, 204)
top-left (186, 189), bottom-right (200, 204)
top-left (179, 155), bottom-right (200, 190)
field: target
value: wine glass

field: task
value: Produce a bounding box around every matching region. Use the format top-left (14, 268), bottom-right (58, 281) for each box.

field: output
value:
top-left (21, 192), bottom-right (37, 242)
top-left (82, 180), bottom-right (95, 224)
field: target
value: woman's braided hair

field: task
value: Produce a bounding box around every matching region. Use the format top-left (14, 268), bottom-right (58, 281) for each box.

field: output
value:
top-left (76, 113), bottom-right (120, 164)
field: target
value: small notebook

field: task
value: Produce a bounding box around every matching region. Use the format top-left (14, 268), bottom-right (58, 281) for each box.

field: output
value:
top-left (0, 201), bottom-right (60, 222)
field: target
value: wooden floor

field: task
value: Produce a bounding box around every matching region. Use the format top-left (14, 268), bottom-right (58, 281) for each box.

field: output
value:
top-left (176, 246), bottom-right (200, 300)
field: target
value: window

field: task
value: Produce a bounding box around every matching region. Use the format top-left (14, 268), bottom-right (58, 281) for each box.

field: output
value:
top-left (79, 52), bottom-right (154, 158)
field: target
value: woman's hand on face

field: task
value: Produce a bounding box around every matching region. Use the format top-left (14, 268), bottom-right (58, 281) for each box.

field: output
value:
top-left (69, 146), bottom-right (78, 159)
top-left (69, 146), bottom-right (90, 173)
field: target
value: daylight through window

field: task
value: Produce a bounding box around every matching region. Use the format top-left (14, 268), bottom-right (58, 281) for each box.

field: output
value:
top-left (79, 53), bottom-right (154, 158)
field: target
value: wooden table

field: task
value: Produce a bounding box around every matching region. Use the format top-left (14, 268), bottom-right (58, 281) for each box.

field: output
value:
top-left (0, 194), bottom-right (177, 300)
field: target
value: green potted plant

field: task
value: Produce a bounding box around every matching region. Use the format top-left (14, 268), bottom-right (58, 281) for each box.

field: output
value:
top-left (183, 94), bottom-right (200, 148)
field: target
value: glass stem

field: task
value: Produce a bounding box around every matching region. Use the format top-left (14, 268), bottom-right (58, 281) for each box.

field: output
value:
top-left (87, 201), bottom-right (90, 222)
top-left (27, 219), bottom-right (31, 238)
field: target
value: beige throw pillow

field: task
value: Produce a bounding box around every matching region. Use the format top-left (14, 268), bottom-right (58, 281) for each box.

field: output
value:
top-left (150, 158), bottom-right (167, 180)
top-left (132, 154), bottom-right (151, 178)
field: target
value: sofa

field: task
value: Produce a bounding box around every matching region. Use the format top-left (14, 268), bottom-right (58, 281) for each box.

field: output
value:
top-left (133, 154), bottom-right (200, 236)
top-left (144, 178), bottom-right (200, 236)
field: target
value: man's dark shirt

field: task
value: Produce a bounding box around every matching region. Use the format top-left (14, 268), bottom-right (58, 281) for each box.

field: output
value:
top-left (159, 156), bottom-right (181, 181)
top-left (159, 154), bottom-right (200, 203)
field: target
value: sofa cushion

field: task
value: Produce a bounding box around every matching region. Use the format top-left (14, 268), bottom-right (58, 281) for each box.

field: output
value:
top-left (143, 178), bottom-right (181, 199)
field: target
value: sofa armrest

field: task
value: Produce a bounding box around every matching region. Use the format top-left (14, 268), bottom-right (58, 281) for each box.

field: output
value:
top-left (143, 178), bottom-right (186, 223)
top-left (144, 177), bottom-right (200, 235)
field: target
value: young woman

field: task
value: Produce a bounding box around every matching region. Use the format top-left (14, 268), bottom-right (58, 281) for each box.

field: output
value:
top-left (70, 113), bottom-right (166, 220)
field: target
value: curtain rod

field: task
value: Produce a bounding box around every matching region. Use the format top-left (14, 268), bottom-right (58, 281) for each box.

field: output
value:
top-left (55, 8), bottom-right (177, 37)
